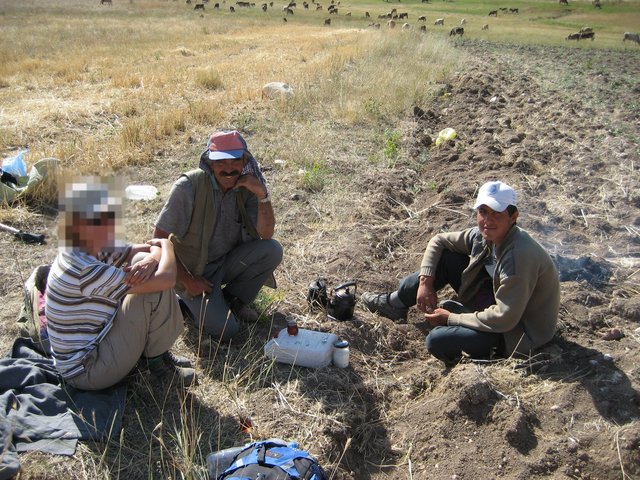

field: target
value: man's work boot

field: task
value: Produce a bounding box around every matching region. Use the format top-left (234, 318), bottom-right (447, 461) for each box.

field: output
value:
top-left (163, 350), bottom-right (193, 368)
top-left (146, 353), bottom-right (197, 387)
top-left (361, 292), bottom-right (409, 322)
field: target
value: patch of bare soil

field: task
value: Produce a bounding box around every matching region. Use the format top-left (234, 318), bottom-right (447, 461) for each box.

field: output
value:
top-left (1, 41), bottom-right (639, 479)
top-left (350, 40), bottom-right (640, 479)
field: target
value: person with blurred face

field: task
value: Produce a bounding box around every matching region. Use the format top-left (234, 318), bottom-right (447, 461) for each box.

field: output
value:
top-left (45, 177), bottom-right (195, 391)
top-left (154, 130), bottom-right (283, 340)
top-left (362, 181), bottom-right (560, 362)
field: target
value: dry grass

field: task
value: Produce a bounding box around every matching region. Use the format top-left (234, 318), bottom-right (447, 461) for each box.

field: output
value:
top-left (1, 0), bottom-right (639, 478)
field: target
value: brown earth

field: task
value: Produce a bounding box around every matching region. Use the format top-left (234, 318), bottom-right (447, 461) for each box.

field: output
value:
top-left (2, 40), bottom-right (639, 479)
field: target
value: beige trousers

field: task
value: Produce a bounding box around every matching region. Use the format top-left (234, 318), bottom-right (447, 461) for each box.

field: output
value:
top-left (67, 289), bottom-right (184, 391)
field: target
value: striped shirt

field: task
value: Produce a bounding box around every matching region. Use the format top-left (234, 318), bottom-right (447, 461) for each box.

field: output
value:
top-left (45, 246), bottom-right (132, 379)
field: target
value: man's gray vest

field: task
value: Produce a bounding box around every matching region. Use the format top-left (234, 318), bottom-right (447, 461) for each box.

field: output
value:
top-left (169, 169), bottom-right (262, 278)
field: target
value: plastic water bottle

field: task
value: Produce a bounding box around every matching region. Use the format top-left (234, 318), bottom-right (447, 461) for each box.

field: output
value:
top-left (207, 439), bottom-right (289, 479)
top-left (332, 340), bottom-right (350, 368)
top-left (206, 445), bottom-right (246, 478)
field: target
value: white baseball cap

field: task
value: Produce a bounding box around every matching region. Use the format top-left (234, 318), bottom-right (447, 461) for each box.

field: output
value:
top-left (473, 181), bottom-right (517, 212)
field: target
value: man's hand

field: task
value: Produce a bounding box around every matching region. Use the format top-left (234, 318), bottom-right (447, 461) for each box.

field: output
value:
top-left (424, 308), bottom-right (450, 326)
top-left (182, 274), bottom-right (213, 298)
top-left (416, 275), bottom-right (438, 313)
top-left (235, 174), bottom-right (267, 199)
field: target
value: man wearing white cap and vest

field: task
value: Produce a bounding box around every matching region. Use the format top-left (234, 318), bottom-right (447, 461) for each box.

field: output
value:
top-left (362, 180), bottom-right (560, 362)
top-left (154, 130), bottom-right (283, 340)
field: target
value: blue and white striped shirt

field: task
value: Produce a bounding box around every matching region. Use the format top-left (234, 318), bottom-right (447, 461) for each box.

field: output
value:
top-left (45, 247), bottom-right (131, 379)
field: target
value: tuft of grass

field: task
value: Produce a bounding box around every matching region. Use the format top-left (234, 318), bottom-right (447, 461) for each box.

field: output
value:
top-left (299, 161), bottom-right (329, 193)
top-left (195, 68), bottom-right (224, 91)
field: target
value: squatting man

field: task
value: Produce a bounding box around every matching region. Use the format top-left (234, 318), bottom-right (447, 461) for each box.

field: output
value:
top-left (154, 130), bottom-right (283, 340)
top-left (363, 180), bottom-right (560, 362)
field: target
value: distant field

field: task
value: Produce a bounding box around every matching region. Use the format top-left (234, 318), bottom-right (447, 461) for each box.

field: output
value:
top-left (0, 0), bottom-right (638, 170)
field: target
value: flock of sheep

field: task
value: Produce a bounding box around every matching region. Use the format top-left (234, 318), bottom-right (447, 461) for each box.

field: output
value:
top-left (99, 0), bottom-right (640, 45)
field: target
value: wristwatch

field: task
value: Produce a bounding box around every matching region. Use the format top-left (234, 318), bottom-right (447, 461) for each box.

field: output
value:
top-left (259, 193), bottom-right (271, 204)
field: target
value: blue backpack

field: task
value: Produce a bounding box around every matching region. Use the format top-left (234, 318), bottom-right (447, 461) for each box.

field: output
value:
top-left (216, 440), bottom-right (328, 480)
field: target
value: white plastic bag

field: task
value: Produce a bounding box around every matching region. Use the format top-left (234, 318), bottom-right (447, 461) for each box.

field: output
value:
top-left (125, 185), bottom-right (158, 200)
top-left (435, 128), bottom-right (457, 146)
top-left (2, 150), bottom-right (28, 177)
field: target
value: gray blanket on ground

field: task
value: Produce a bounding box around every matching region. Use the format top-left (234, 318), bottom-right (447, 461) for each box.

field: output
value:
top-left (0, 337), bottom-right (126, 480)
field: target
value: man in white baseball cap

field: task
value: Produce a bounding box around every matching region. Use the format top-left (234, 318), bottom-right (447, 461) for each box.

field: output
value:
top-left (363, 180), bottom-right (560, 362)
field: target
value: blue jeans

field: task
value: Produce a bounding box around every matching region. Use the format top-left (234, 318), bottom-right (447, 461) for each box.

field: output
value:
top-left (395, 250), bottom-right (503, 361)
top-left (426, 325), bottom-right (504, 361)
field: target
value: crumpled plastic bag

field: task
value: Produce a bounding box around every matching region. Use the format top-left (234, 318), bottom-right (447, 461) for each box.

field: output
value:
top-left (2, 150), bottom-right (28, 177)
top-left (435, 127), bottom-right (457, 146)
top-left (0, 157), bottom-right (59, 203)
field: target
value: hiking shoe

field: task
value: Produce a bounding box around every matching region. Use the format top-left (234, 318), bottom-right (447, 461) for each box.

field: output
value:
top-left (225, 297), bottom-right (260, 323)
top-left (149, 354), bottom-right (197, 387)
top-left (163, 350), bottom-right (193, 368)
top-left (361, 292), bottom-right (409, 322)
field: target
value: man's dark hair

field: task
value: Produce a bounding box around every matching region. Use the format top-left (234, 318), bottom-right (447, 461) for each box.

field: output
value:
top-left (506, 205), bottom-right (518, 216)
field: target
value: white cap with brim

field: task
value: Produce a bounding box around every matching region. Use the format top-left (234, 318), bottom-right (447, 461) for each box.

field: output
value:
top-left (473, 181), bottom-right (517, 212)
top-left (208, 149), bottom-right (244, 161)
top-left (61, 180), bottom-right (123, 219)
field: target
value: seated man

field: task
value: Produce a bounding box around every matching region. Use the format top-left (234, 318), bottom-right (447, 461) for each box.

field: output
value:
top-left (154, 130), bottom-right (283, 340)
top-left (362, 181), bottom-right (560, 362)
top-left (46, 176), bottom-right (195, 390)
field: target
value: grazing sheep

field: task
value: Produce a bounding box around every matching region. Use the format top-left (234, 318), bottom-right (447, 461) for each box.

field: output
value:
top-left (194, 3), bottom-right (204, 9)
top-left (623, 32), bottom-right (640, 44)
top-left (345, 11), bottom-right (351, 16)
top-left (450, 26), bottom-right (464, 36)
top-left (398, 12), bottom-right (408, 19)
top-left (488, 10), bottom-right (497, 16)
top-left (566, 32), bottom-right (581, 40)
top-left (365, 11), bottom-right (370, 18)
top-left (559, 0), bottom-right (568, 4)
top-left (579, 31), bottom-right (595, 40)
top-left (214, 2), bottom-right (220, 7)
top-left (482, 23), bottom-right (489, 30)
top-left (229, 5), bottom-right (235, 10)
top-left (286, 7), bottom-right (293, 14)
top-left (593, 0), bottom-right (601, 8)
top-left (328, 7), bottom-right (337, 13)
top-left (434, 17), bottom-right (444, 25)
top-left (418, 15), bottom-right (426, 22)
top-left (261, 2), bottom-right (267, 10)
top-left (316, 5), bottom-right (322, 10)
top-left (402, 22), bottom-right (410, 30)
top-left (186, 0), bottom-right (192, 4)
top-left (509, 8), bottom-right (518, 13)
top-left (388, 19), bottom-right (396, 28)
top-left (419, 25), bottom-right (427, 33)
top-left (100, 0), bottom-right (112, 5)
top-left (324, 17), bottom-right (331, 25)
top-left (460, 18), bottom-right (466, 25)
